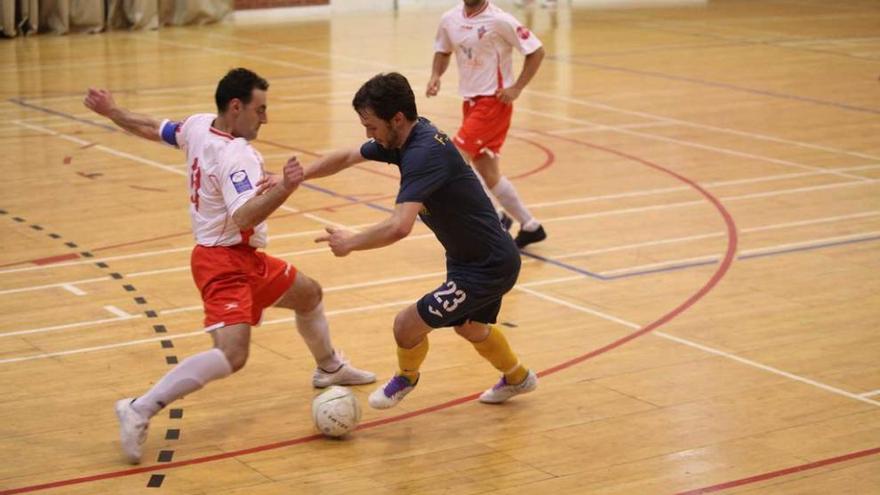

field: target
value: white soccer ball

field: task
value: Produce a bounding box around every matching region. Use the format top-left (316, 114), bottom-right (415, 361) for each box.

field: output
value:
top-left (312, 385), bottom-right (361, 438)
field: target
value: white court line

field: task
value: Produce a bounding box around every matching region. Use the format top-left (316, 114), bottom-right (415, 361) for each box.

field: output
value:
top-left (516, 106), bottom-right (870, 182)
top-left (61, 284), bottom-right (86, 296)
top-left (528, 163), bottom-right (880, 209)
top-left (0, 315), bottom-right (140, 338)
top-left (0, 299), bottom-right (410, 364)
top-left (860, 390), bottom-right (880, 398)
top-left (516, 286), bottom-right (880, 407)
top-left (0, 273), bottom-right (580, 362)
top-left (0, 234), bottom-right (429, 296)
top-left (555, 211), bottom-right (880, 260)
top-left (525, 89), bottom-right (880, 162)
top-left (600, 231), bottom-right (880, 277)
top-left (103, 305), bottom-right (134, 318)
top-left (541, 178), bottom-right (879, 225)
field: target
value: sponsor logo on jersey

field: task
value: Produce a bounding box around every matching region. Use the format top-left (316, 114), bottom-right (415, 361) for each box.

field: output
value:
top-left (516, 25), bottom-right (531, 40)
top-left (230, 170), bottom-right (253, 193)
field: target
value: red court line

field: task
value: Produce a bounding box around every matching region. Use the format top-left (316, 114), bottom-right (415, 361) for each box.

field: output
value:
top-left (0, 195), bottom-right (397, 267)
top-left (508, 134), bottom-right (555, 180)
top-left (0, 139), bottom-right (734, 494)
top-left (675, 446), bottom-right (880, 494)
top-left (30, 253), bottom-right (80, 266)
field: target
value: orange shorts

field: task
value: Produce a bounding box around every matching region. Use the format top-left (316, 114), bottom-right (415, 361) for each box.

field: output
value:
top-left (191, 244), bottom-right (297, 330)
top-left (453, 96), bottom-right (513, 159)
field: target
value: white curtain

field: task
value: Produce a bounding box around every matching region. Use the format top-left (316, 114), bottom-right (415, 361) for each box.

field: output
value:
top-left (0, 0), bottom-right (232, 37)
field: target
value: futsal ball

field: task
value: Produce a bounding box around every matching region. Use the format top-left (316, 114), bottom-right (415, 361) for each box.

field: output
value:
top-left (312, 385), bottom-right (361, 438)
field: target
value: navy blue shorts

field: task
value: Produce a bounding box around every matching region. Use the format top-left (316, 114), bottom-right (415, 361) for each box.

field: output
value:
top-left (416, 261), bottom-right (520, 329)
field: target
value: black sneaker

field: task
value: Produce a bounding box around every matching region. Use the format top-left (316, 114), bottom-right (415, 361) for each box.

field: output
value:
top-left (514, 225), bottom-right (547, 249)
top-left (499, 211), bottom-right (513, 231)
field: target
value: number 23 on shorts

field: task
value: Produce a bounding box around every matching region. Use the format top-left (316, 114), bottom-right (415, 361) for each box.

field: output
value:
top-left (427, 280), bottom-right (467, 317)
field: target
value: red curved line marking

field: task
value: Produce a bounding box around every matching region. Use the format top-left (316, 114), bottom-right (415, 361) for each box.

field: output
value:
top-left (507, 134), bottom-right (555, 180)
top-left (675, 446), bottom-right (880, 494)
top-left (0, 139), bottom-right (735, 494)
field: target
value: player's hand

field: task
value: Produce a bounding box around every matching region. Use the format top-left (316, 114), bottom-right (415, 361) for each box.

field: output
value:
top-left (314, 226), bottom-right (354, 257)
top-left (281, 156), bottom-right (304, 192)
top-left (495, 86), bottom-right (522, 104)
top-left (83, 88), bottom-right (117, 117)
top-left (426, 76), bottom-right (442, 97)
top-left (255, 171), bottom-right (282, 195)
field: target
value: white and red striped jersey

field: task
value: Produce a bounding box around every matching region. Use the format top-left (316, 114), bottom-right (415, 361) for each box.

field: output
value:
top-left (160, 114), bottom-right (268, 248)
top-left (434, 2), bottom-right (542, 98)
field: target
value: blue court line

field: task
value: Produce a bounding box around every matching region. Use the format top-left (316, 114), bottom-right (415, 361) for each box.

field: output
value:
top-left (605, 234), bottom-right (880, 280)
top-left (8, 98), bottom-right (119, 132)
top-left (302, 182), bottom-right (605, 279)
top-left (547, 57), bottom-right (880, 116)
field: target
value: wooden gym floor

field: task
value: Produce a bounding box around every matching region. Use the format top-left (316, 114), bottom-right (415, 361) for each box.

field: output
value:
top-left (0, 0), bottom-right (878, 493)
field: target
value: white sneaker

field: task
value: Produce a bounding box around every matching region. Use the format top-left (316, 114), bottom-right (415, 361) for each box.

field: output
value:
top-left (368, 374), bottom-right (418, 409)
top-left (312, 354), bottom-right (376, 388)
top-left (115, 398), bottom-right (149, 464)
top-left (479, 370), bottom-right (538, 404)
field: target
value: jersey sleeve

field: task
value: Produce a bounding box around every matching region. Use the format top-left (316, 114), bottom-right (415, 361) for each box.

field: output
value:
top-left (433, 17), bottom-right (453, 54)
top-left (360, 139), bottom-right (398, 164)
top-left (219, 141), bottom-right (264, 216)
top-left (495, 13), bottom-right (542, 55)
top-left (396, 145), bottom-right (450, 204)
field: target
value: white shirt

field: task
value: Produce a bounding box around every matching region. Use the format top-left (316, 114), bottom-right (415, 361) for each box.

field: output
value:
top-left (161, 114), bottom-right (268, 248)
top-left (434, 2), bottom-right (542, 98)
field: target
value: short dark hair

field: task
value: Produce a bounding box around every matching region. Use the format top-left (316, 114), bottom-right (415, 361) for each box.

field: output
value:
top-left (215, 68), bottom-right (269, 113)
top-left (352, 72), bottom-right (418, 121)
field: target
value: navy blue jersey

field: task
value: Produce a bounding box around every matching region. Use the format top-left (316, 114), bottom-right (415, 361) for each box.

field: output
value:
top-left (360, 118), bottom-right (518, 269)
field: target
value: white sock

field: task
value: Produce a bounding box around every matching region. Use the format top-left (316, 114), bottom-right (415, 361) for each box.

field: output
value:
top-left (296, 302), bottom-right (342, 371)
top-left (491, 176), bottom-right (537, 228)
top-left (132, 348), bottom-right (232, 418)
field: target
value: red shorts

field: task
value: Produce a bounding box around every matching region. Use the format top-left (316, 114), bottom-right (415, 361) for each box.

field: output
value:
top-left (453, 96), bottom-right (514, 159)
top-left (191, 244), bottom-right (297, 330)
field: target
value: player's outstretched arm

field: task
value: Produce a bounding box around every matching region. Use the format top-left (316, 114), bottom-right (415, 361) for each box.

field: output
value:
top-left (233, 156), bottom-right (304, 231)
top-left (304, 148), bottom-right (365, 180)
top-left (83, 88), bottom-right (163, 142)
top-left (315, 201), bottom-right (421, 257)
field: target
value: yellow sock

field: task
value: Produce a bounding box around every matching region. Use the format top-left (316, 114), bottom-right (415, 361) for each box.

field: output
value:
top-left (397, 337), bottom-right (429, 383)
top-left (472, 325), bottom-right (528, 384)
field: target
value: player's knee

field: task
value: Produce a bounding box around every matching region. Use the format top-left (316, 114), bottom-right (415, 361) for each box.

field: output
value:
top-left (226, 347), bottom-right (249, 372)
top-left (393, 312), bottom-right (419, 348)
top-left (454, 322), bottom-right (489, 342)
top-left (218, 343), bottom-right (249, 372)
top-left (291, 277), bottom-right (323, 313)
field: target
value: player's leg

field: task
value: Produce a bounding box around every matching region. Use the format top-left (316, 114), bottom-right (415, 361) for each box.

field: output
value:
top-left (116, 323), bottom-right (246, 464)
top-left (456, 98), bottom-right (545, 247)
top-left (455, 318), bottom-right (537, 404)
top-left (271, 266), bottom-right (375, 388)
top-left (368, 303), bottom-right (432, 409)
